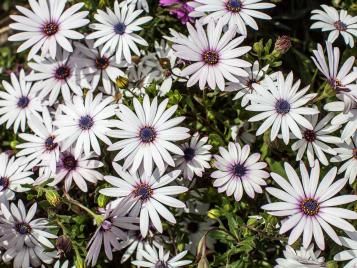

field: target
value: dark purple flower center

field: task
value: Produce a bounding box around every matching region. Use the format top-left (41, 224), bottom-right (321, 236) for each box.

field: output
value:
top-left (15, 222), bottom-right (32, 235)
top-left (17, 96), bottom-right (30, 108)
top-left (134, 184), bottom-right (153, 201)
top-left (246, 79), bottom-right (257, 91)
top-left (226, 0), bottom-right (242, 12)
top-left (155, 261), bottom-right (168, 268)
top-left (63, 155), bottom-right (77, 171)
top-left (202, 50), bottom-right (219, 65)
top-left (95, 57), bottom-right (110, 70)
top-left (303, 129), bottom-right (316, 142)
top-left (55, 66), bottom-right (71, 80)
top-left (0, 177), bottom-right (10, 191)
top-left (101, 220), bottom-right (112, 231)
top-left (334, 20), bottom-right (347, 31)
top-left (45, 136), bottom-right (58, 151)
top-left (233, 163), bottom-right (246, 177)
top-left (187, 221), bottom-right (199, 233)
top-left (114, 22), bottom-right (126, 35)
top-left (79, 115), bottom-right (94, 130)
top-left (184, 147), bottom-right (195, 161)
top-left (275, 99), bottom-right (290, 114)
top-left (42, 22), bottom-right (59, 36)
top-left (301, 198), bottom-right (319, 216)
top-left (139, 127), bottom-right (156, 143)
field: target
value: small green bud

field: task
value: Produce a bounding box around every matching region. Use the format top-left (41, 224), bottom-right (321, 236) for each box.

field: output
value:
top-left (45, 189), bottom-right (61, 207)
top-left (207, 209), bottom-right (221, 219)
top-left (116, 76), bottom-right (129, 89)
top-left (97, 194), bottom-right (109, 208)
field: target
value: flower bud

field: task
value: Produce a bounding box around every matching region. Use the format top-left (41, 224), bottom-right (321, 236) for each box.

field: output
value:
top-left (116, 76), bottom-right (129, 89)
top-left (46, 189), bottom-right (61, 207)
top-left (207, 208), bottom-right (221, 219)
top-left (274, 36), bottom-right (291, 54)
top-left (97, 194), bottom-right (110, 208)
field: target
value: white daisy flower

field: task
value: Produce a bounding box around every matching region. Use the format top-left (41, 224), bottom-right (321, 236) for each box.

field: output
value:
top-left (246, 71), bottom-right (319, 145)
top-left (190, 0), bottom-right (275, 36)
top-left (275, 244), bottom-right (326, 268)
top-left (73, 40), bottom-right (126, 95)
top-left (172, 19), bottom-right (252, 91)
top-left (127, 0), bottom-right (149, 13)
top-left (226, 60), bottom-right (269, 107)
top-left (311, 42), bottom-right (357, 112)
top-left (0, 200), bottom-right (57, 250)
top-left (16, 108), bottom-right (60, 173)
top-left (86, 1), bottom-right (152, 64)
top-left (291, 111), bottom-right (341, 167)
top-left (100, 163), bottom-right (188, 237)
top-left (8, 0), bottom-right (89, 60)
top-left (334, 231), bottom-right (357, 268)
top-left (26, 50), bottom-right (86, 105)
top-left (0, 69), bottom-right (43, 133)
top-left (324, 101), bottom-right (356, 141)
top-left (311, 5), bottom-right (357, 48)
top-left (53, 92), bottom-right (116, 158)
top-left (262, 160), bottom-right (357, 250)
top-left (0, 152), bottom-right (33, 201)
top-left (175, 133), bottom-right (212, 181)
top-left (211, 142), bottom-right (269, 201)
top-left (86, 197), bottom-right (139, 267)
top-left (132, 243), bottom-right (192, 267)
top-left (108, 95), bottom-right (190, 175)
top-left (43, 149), bottom-right (103, 192)
top-left (331, 134), bottom-right (357, 185)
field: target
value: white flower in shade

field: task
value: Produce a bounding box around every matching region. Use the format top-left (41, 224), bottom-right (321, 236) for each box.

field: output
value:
top-left (262, 160), bottom-right (357, 250)
top-left (0, 200), bottom-right (57, 250)
top-left (108, 95), bottom-right (190, 175)
top-left (331, 134), bottom-right (357, 185)
top-left (86, 1), bottom-right (152, 64)
top-left (291, 112), bottom-right (341, 167)
top-left (73, 41), bottom-right (126, 95)
top-left (311, 42), bottom-right (357, 112)
top-left (26, 50), bottom-right (86, 105)
top-left (44, 149), bottom-right (103, 192)
top-left (275, 244), bottom-right (326, 268)
top-left (0, 70), bottom-right (43, 133)
top-left (54, 260), bottom-right (70, 268)
top-left (334, 231), bottom-right (357, 268)
top-left (211, 142), bottom-right (269, 201)
top-left (324, 101), bottom-right (356, 141)
top-left (311, 5), bottom-right (357, 48)
top-left (226, 61), bottom-right (269, 107)
top-left (100, 163), bottom-right (188, 237)
top-left (53, 92), bottom-right (116, 158)
top-left (127, 0), bottom-right (149, 13)
top-left (16, 108), bottom-right (60, 173)
top-left (8, 0), bottom-right (89, 60)
top-left (190, 0), bottom-right (275, 36)
top-left (175, 133), bottom-right (212, 180)
top-left (172, 20), bottom-right (251, 91)
top-left (86, 198), bottom-right (139, 267)
top-left (132, 243), bottom-right (192, 268)
top-left (0, 153), bottom-right (33, 201)
top-left (231, 122), bottom-right (256, 144)
top-left (246, 71), bottom-right (319, 145)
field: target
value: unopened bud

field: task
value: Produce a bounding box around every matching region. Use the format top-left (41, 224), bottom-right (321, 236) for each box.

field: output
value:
top-left (46, 189), bottom-right (61, 207)
top-left (56, 235), bottom-right (72, 258)
top-left (274, 35), bottom-right (291, 54)
top-left (97, 194), bottom-right (110, 208)
top-left (207, 209), bottom-right (221, 219)
top-left (116, 76), bottom-right (129, 89)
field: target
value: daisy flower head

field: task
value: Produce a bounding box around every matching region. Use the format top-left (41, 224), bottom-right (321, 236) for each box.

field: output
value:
top-left (46, 149), bottom-right (103, 192)
top-left (334, 231), bottom-right (357, 268)
top-left (189, 0), bottom-right (275, 36)
top-left (275, 244), bottom-right (325, 268)
top-left (172, 19), bottom-right (252, 91)
top-left (0, 153), bottom-right (33, 201)
top-left (311, 5), bottom-right (357, 48)
top-left (226, 60), bottom-right (269, 107)
top-left (16, 108), bottom-right (60, 173)
top-left (211, 142), bottom-right (269, 201)
top-left (311, 42), bottom-right (357, 112)
top-left (53, 92), bottom-right (116, 158)
top-left (0, 69), bottom-right (43, 133)
top-left (8, 0), bottom-right (89, 60)
top-left (100, 163), bottom-right (188, 237)
top-left (73, 40), bottom-right (126, 95)
top-left (26, 49), bottom-right (86, 105)
top-left (291, 111), bottom-right (341, 167)
top-left (127, 0), bottom-right (149, 13)
top-left (246, 71), bottom-right (319, 145)
top-left (132, 243), bottom-right (192, 268)
top-left (86, 1), bottom-right (152, 64)
top-left (86, 197), bottom-right (139, 267)
top-left (0, 200), bottom-right (57, 250)
top-left (175, 133), bottom-right (212, 181)
top-left (108, 95), bottom-right (190, 175)
top-left (331, 134), bottom-right (357, 185)
top-left (262, 160), bottom-right (357, 250)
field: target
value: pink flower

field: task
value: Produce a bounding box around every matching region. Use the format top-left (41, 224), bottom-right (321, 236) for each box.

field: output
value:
top-left (159, 0), bottom-right (194, 24)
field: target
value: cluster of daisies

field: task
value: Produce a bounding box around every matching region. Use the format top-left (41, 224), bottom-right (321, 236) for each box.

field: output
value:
top-left (0, 0), bottom-right (355, 267)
